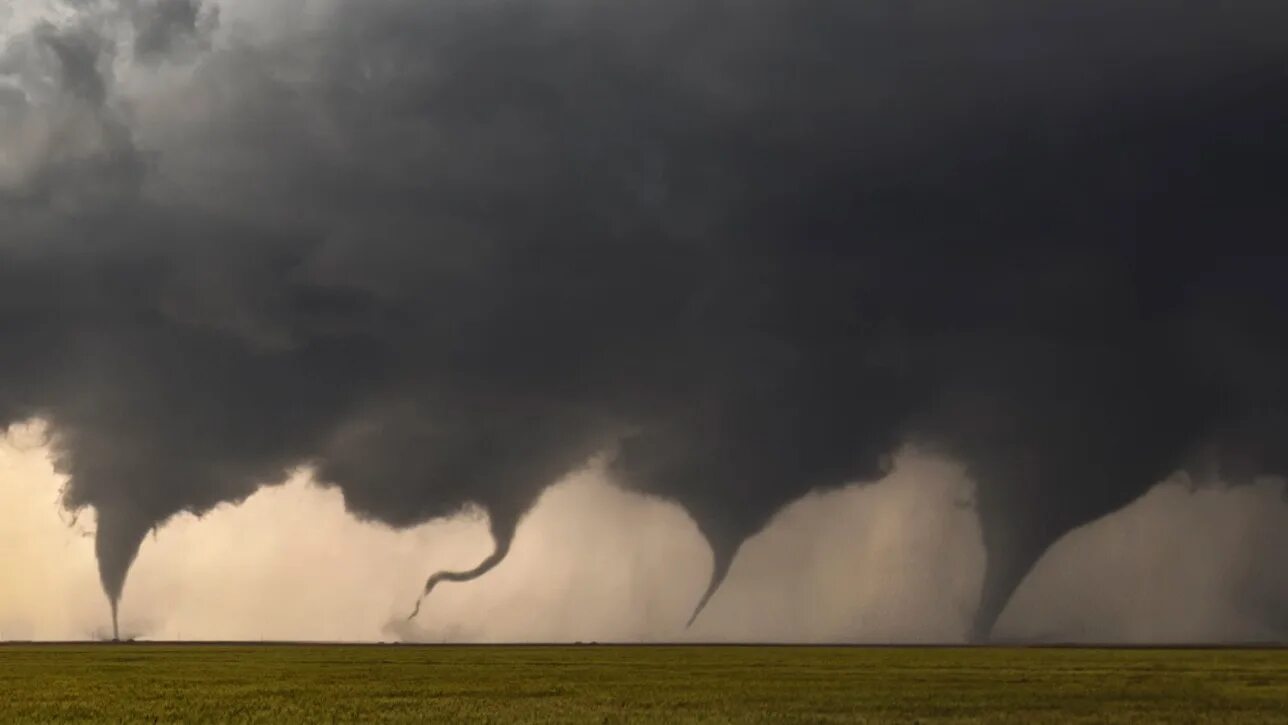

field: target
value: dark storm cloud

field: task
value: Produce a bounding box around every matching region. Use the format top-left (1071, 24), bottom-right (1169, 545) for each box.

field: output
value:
top-left (130, 0), bottom-right (216, 60)
top-left (1, 0), bottom-right (1287, 638)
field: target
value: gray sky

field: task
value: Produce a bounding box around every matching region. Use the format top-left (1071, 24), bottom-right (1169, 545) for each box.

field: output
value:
top-left (3, 0), bottom-right (1287, 642)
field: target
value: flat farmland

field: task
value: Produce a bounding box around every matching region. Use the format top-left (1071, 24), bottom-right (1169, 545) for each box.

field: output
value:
top-left (0, 644), bottom-right (1283, 723)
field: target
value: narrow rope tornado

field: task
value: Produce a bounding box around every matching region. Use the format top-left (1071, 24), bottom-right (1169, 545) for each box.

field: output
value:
top-left (407, 532), bottom-right (515, 621)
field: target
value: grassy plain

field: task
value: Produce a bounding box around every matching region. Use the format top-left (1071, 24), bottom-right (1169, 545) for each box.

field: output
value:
top-left (0, 644), bottom-right (1283, 723)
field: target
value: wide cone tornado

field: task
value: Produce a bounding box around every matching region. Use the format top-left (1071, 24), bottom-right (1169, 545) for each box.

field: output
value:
top-left (93, 505), bottom-right (150, 642)
top-left (686, 546), bottom-right (736, 628)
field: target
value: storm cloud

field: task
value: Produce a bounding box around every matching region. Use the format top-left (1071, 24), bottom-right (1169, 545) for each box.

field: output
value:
top-left (1, 0), bottom-right (1286, 640)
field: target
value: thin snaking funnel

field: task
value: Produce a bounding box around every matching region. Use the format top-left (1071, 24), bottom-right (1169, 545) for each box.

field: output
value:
top-left (408, 528), bottom-right (514, 620)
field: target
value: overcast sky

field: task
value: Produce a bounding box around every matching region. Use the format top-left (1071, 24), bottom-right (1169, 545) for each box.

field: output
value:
top-left (2, 0), bottom-right (1287, 642)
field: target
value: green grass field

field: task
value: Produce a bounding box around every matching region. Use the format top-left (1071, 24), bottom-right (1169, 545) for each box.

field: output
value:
top-left (0, 644), bottom-right (1283, 723)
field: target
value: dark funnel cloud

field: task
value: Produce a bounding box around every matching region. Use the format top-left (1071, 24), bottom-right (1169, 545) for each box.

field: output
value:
top-left (2, 0), bottom-right (1287, 639)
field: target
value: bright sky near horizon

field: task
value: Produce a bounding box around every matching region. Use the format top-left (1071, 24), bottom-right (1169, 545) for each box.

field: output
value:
top-left (3, 420), bottom-right (1285, 643)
